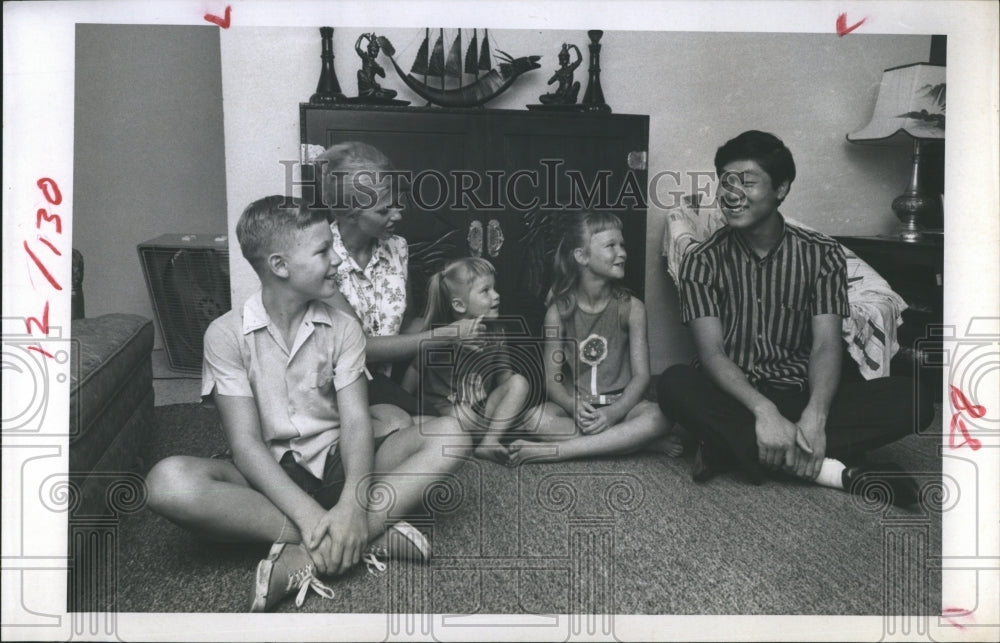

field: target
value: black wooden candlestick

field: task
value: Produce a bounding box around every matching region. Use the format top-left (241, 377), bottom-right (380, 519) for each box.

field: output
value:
top-left (581, 30), bottom-right (611, 113)
top-left (310, 27), bottom-right (347, 104)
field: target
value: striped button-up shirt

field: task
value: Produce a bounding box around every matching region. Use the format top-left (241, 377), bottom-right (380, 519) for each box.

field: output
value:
top-left (678, 218), bottom-right (849, 390)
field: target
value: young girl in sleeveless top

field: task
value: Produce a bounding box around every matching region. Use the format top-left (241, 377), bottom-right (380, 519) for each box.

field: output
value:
top-left (409, 258), bottom-right (532, 463)
top-left (508, 211), bottom-right (683, 464)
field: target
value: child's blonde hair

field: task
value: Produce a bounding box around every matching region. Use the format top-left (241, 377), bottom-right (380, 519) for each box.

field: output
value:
top-left (549, 211), bottom-right (629, 319)
top-left (422, 257), bottom-right (496, 329)
top-left (236, 195), bottom-right (330, 274)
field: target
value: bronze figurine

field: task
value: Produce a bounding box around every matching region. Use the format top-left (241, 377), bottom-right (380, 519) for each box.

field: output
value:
top-left (353, 33), bottom-right (406, 104)
top-left (538, 43), bottom-right (582, 105)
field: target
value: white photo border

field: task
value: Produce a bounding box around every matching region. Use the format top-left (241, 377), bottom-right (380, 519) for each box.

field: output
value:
top-left (3, 1), bottom-right (997, 641)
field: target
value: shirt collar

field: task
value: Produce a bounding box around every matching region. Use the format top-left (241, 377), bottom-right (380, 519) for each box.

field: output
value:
top-left (242, 290), bottom-right (335, 335)
top-left (242, 291), bottom-right (269, 333)
top-left (730, 214), bottom-right (787, 262)
top-left (330, 220), bottom-right (391, 274)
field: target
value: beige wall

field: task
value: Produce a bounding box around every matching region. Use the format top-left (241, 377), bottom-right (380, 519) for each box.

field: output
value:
top-left (220, 28), bottom-right (930, 373)
top-left (74, 24), bottom-right (228, 348)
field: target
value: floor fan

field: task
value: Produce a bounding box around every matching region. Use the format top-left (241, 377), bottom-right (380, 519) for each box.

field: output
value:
top-left (137, 234), bottom-right (230, 373)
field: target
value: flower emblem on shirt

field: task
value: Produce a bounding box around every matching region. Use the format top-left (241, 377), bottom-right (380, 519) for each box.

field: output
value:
top-left (580, 334), bottom-right (608, 367)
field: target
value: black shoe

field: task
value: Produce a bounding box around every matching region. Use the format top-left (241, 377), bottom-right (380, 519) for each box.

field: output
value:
top-left (691, 440), bottom-right (736, 482)
top-left (842, 462), bottom-right (919, 508)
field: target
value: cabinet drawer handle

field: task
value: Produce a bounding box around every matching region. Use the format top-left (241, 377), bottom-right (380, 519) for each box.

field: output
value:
top-left (487, 219), bottom-right (504, 257)
top-left (468, 220), bottom-right (483, 257)
top-left (628, 151), bottom-right (647, 170)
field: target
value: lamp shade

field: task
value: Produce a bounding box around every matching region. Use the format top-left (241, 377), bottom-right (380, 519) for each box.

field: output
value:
top-left (847, 63), bottom-right (946, 142)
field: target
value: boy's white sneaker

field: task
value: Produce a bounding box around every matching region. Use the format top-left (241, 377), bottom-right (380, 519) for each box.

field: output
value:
top-left (363, 521), bottom-right (432, 575)
top-left (250, 542), bottom-right (335, 612)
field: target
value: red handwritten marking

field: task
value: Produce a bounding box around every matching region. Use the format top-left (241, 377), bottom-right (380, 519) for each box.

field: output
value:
top-left (37, 177), bottom-right (62, 205)
top-left (204, 5), bottom-right (232, 28)
top-left (836, 13), bottom-right (866, 37)
top-left (36, 208), bottom-right (63, 234)
top-left (37, 236), bottom-right (61, 256)
top-left (27, 345), bottom-right (55, 359)
top-left (949, 386), bottom-right (984, 451)
top-left (942, 607), bottom-right (973, 629)
top-left (24, 242), bottom-right (62, 290)
top-left (25, 178), bottom-right (63, 360)
top-left (25, 301), bottom-right (50, 336)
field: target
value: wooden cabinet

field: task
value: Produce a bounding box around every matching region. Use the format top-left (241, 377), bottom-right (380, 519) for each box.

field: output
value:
top-left (301, 104), bottom-right (648, 333)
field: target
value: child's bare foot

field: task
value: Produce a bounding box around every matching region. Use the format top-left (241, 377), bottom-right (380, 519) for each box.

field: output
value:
top-left (506, 439), bottom-right (562, 465)
top-left (474, 440), bottom-right (510, 464)
top-left (648, 433), bottom-right (684, 457)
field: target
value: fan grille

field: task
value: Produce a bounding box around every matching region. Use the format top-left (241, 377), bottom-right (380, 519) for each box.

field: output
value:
top-left (138, 235), bottom-right (231, 373)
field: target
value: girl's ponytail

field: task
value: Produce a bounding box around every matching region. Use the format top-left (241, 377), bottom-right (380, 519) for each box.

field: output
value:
top-left (549, 234), bottom-right (580, 319)
top-left (421, 271), bottom-right (452, 331)
top-left (421, 257), bottom-right (497, 331)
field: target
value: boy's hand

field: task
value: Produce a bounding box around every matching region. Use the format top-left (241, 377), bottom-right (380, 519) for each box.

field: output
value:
top-left (793, 410), bottom-right (827, 480)
top-left (306, 501), bottom-right (368, 576)
top-left (753, 404), bottom-right (799, 470)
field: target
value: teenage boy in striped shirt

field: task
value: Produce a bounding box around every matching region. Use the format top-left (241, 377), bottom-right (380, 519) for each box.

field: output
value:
top-left (657, 130), bottom-right (933, 506)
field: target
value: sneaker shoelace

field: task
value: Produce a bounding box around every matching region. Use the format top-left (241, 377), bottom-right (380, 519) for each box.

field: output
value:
top-left (362, 546), bottom-right (388, 576)
top-left (286, 566), bottom-right (335, 608)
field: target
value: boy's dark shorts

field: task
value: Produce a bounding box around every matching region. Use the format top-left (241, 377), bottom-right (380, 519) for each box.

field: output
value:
top-left (279, 431), bottom-right (397, 510)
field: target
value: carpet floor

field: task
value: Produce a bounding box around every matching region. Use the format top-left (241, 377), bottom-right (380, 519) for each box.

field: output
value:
top-left (112, 402), bottom-right (943, 615)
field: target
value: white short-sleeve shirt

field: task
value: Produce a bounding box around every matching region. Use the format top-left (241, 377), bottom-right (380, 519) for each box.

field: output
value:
top-left (201, 291), bottom-right (367, 479)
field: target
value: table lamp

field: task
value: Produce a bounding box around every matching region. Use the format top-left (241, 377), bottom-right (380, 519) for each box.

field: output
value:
top-left (847, 63), bottom-right (945, 242)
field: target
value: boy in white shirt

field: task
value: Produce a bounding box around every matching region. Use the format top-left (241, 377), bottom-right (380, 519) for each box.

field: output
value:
top-left (146, 195), bottom-right (471, 611)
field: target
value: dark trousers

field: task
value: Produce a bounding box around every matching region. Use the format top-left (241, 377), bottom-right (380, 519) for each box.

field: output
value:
top-left (656, 364), bottom-right (934, 482)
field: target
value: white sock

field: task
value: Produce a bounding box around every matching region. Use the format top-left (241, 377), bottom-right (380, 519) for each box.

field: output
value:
top-left (276, 516), bottom-right (303, 544)
top-left (812, 458), bottom-right (847, 489)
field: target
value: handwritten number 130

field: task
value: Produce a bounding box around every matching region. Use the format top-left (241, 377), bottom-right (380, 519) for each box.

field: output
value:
top-left (24, 177), bottom-right (63, 358)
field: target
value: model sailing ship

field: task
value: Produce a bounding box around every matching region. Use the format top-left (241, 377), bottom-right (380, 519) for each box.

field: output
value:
top-left (377, 29), bottom-right (541, 107)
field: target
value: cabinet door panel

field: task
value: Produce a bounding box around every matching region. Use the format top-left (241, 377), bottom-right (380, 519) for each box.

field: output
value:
top-left (489, 113), bottom-right (648, 333)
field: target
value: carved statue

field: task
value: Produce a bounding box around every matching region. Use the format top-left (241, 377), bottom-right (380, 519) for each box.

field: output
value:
top-left (538, 43), bottom-right (582, 105)
top-left (355, 33), bottom-right (397, 101)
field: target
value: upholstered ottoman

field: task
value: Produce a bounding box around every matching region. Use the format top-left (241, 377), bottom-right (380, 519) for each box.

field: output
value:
top-left (69, 313), bottom-right (154, 518)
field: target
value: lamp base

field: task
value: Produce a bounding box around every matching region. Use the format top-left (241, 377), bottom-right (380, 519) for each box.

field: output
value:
top-left (896, 223), bottom-right (924, 243)
top-left (892, 192), bottom-right (938, 243)
top-left (890, 137), bottom-right (942, 243)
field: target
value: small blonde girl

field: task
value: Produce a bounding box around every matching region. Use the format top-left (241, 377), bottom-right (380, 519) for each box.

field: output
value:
top-left (409, 258), bottom-right (531, 463)
top-left (508, 211), bottom-right (682, 464)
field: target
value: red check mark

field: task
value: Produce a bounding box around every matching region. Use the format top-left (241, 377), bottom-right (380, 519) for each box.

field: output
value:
top-left (836, 13), bottom-right (866, 37)
top-left (942, 607), bottom-right (973, 630)
top-left (204, 5), bottom-right (232, 29)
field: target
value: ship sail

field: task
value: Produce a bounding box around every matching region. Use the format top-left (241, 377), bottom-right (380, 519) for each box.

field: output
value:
top-left (445, 30), bottom-right (463, 77)
top-left (410, 30), bottom-right (430, 76)
top-left (464, 30), bottom-right (479, 75)
top-left (427, 30), bottom-right (446, 77)
top-left (479, 29), bottom-right (492, 71)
